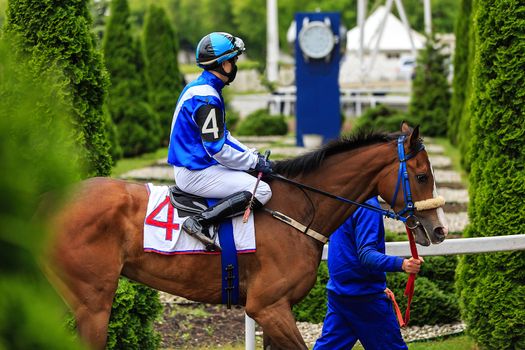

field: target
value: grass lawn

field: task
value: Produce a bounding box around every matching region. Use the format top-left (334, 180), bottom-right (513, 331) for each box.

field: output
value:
top-left (408, 335), bottom-right (476, 350)
top-left (111, 147), bottom-right (167, 177)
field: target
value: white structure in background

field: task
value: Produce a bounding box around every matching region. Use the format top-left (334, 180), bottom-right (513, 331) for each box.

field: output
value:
top-left (266, 0), bottom-right (279, 83)
top-left (340, 4), bottom-right (426, 85)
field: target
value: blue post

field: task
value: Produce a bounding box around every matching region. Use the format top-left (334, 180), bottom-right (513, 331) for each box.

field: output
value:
top-left (295, 12), bottom-right (341, 147)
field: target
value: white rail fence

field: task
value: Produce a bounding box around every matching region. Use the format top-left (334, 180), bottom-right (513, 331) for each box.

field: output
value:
top-left (244, 234), bottom-right (525, 349)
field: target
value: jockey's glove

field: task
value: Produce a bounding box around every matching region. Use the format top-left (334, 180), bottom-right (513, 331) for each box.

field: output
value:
top-left (254, 154), bottom-right (273, 175)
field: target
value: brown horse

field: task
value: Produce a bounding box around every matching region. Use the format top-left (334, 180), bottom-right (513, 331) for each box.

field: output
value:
top-left (44, 123), bottom-right (447, 349)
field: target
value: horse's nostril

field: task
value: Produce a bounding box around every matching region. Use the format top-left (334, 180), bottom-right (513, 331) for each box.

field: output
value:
top-left (434, 227), bottom-right (448, 241)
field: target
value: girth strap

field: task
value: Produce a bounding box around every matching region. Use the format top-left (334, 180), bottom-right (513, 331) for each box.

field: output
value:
top-left (263, 208), bottom-right (328, 244)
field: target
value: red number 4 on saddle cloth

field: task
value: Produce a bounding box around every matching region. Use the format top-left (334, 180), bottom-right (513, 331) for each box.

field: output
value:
top-left (145, 196), bottom-right (180, 241)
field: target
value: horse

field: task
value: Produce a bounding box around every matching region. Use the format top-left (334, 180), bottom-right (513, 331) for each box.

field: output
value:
top-left (43, 123), bottom-right (447, 349)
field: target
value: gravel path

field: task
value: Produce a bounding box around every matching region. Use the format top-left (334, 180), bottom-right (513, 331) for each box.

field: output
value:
top-left (158, 293), bottom-right (466, 348)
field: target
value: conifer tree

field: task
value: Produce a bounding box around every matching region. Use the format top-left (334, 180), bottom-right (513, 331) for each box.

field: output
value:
top-left (408, 39), bottom-right (451, 137)
top-left (3, 0), bottom-right (113, 177)
top-left (103, 0), bottom-right (160, 156)
top-left (457, 0), bottom-right (479, 172)
top-left (101, 1), bottom-right (163, 346)
top-left (143, 4), bottom-right (184, 145)
top-left (448, 0), bottom-right (472, 146)
top-left (456, 1), bottom-right (525, 348)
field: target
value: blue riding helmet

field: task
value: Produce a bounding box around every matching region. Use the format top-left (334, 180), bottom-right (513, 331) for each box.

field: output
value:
top-left (196, 32), bottom-right (245, 69)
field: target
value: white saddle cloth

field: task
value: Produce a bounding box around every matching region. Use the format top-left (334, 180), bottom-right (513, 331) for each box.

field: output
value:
top-left (143, 183), bottom-right (256, 254)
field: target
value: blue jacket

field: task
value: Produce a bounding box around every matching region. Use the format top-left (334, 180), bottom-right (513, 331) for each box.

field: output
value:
top-left (327, 197), bottom-right (404, 297)
top-left (168, 70), bottom-right (257, 171)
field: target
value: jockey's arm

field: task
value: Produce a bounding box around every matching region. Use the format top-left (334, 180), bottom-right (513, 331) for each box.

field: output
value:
top-left (209, 131), bottom-right (259, 170)
top-left (195, 104), bottom-right (259, 171)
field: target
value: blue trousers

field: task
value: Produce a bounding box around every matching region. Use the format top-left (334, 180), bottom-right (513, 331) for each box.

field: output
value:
top-left (313, 292), bottom-right (407, 350)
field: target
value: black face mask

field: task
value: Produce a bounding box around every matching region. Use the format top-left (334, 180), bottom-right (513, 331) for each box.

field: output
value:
top-left (216, 60), bottom-right (238, 84)
top-left (225, 63), bottom-right (238, 84)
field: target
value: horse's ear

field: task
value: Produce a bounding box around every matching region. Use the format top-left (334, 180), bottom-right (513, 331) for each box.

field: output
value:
top-left (400, 121), bottom-right (412, 133)
top-left (409, 125), bottom-right (421, 149)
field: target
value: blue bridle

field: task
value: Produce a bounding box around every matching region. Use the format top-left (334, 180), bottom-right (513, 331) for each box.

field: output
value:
top-left (389, 135), bottom-right (425, 221)
top-left (271, 135), bottom-right (426, 223)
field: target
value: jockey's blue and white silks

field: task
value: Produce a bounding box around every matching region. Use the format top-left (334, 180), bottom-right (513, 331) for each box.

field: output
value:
top-left (168, 70), bottom-right (258, 171)
top-left (168, 70), bottom-right (271, 204)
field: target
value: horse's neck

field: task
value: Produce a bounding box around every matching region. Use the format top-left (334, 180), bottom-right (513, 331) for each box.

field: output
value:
top-left (297, 143), bottom-right (395, 236)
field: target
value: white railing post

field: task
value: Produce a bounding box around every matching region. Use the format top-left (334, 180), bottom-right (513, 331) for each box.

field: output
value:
top-left (245, 313), bottom-right (256, 350)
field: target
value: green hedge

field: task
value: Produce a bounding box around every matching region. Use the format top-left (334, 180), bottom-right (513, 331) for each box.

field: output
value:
top-left (353, 104), bottom-right (411, 133)
top-left (293, 262), bottom-right (329, 324)
top-left (418, 255), bottom-right (458, 294)
top-left (236, 109), bottom-right (288, 136)
top-left (456, 1), bottom-right (525, 348)
top-left (293, 256), bottom-right (460, 326)
top-left (386, 273), bottom-right (460, 326)
top-left (106, 279), bottom-right (162, 350)
top-left (226, 110), bottom-right (241, 132)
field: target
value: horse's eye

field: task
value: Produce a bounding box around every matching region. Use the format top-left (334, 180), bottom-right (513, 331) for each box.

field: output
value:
top-left (416, 174), bottom-right (428, 183)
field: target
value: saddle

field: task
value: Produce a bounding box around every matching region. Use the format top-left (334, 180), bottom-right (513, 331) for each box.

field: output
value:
top-left (168, 185), bottom-right (210, 217)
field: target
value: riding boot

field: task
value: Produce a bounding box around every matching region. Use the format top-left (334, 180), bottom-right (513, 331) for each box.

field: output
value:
top-left (182, 191), bottom-right (256, 251)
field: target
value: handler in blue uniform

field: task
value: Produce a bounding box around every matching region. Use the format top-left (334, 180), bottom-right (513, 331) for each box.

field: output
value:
top-left (313, 197), bottom-right (423, 350)
top-left (168, 32), bottom-right (272, 250)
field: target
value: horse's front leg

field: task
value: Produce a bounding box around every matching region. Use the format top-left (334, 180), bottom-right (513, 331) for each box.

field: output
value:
top-left (247, 299), bottom-right (307, 350)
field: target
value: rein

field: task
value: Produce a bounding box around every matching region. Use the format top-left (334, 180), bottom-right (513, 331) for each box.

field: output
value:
top-left (270, 135), bottom-right (425, 223)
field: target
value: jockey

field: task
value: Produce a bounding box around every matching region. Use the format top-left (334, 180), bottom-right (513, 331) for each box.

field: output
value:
top-left (168, 32), bottom-right (272, 251)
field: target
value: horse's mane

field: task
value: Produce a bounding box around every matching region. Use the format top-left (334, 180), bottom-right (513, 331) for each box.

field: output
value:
top-left (273, 130), bottom-right (403, 177)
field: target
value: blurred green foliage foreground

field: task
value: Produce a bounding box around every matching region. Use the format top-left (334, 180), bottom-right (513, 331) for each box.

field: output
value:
top-left (0, 38), bottom-right (84, 349)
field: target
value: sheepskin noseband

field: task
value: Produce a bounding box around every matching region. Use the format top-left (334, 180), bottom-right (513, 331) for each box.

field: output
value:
top-left (414, 196), bottom-right (446, 211)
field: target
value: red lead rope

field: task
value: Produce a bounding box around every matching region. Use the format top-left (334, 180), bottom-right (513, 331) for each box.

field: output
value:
top-left (386, 225), bottom-right (419, 328)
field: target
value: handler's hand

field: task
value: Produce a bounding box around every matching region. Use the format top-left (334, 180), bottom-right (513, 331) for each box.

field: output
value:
top-left (402, 257), bottom-right (424, 274)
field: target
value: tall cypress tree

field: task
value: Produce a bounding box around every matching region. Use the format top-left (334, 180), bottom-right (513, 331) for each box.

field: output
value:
top-left (456, 1), bottom-right (525, 349)
top-left (3, 0), bottom-right (112, 177)
top-left (408, 39), bottom-right (451, 137)
top-left (103, 0), bottom-right (160, 156)
top-left (448, 0), bottom-right (472, 146)
top-left (457, 0), bottom-right (479, 172)
top-left (101, 2), bottom-right (163, 347)
top-left (143, 4), bottom-right (184, 146)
